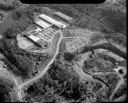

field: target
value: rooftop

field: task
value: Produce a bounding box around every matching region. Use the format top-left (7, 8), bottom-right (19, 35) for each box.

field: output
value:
top-left (54, 12), bottom-right (72, 21)
top-left (35, 19), bottom-right (51, 29)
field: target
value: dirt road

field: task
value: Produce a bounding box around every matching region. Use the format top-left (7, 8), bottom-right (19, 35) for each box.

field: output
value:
top-left (16, 32), bottom-right (63, 101)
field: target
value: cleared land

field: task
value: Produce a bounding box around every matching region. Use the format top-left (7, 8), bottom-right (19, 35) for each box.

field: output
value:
top-left (17, 34), bottom-right (34, 50)
top-left (17, 30), bottom-right (61, 56)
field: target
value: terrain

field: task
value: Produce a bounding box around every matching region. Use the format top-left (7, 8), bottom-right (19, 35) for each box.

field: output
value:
top-left (0, 0), bottom-right (126, 102)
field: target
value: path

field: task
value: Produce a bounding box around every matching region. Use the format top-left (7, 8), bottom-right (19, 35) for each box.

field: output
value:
top-left (17, 31), bottom-right (63, 101)
top-left (0, 27), bottom-right (126, 101)
top-left (109, 66), bottom-right (126, 100)
top-left (0, 62), bottom-right (22, 100)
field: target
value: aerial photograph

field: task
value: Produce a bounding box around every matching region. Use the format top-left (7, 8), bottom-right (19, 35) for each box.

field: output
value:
top-left (0, 0), bottom-right (126, 102)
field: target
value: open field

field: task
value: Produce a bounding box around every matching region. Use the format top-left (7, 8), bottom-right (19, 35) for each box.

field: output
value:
top-left (17, 34), bottom-right (34, 50)
top-left (17, 30), bottom-right (61, 56)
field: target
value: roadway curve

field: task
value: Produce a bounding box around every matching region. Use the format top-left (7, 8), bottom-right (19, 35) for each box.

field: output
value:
top-left (17, 32), bottom-right (126, 101)
top-left (17, 31), bottom-right (63, 101)
top-left (0, 30), bottom-right (126, 101)
top-left (80, 43), bottom-right (126, 59)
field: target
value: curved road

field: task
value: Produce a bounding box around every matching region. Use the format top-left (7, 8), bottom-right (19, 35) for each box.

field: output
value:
top-left (1, 30), bottom-right (126, 101)
top-left (17, 31), bottom-right (63, 101)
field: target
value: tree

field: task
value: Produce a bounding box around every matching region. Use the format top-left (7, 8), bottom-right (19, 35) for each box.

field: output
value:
top-left (14, 54), bottom-right (35, 77)
top-left (64, 53), bottom-right (75, 62)
top-left (12, 0), bottom-right (22, 9)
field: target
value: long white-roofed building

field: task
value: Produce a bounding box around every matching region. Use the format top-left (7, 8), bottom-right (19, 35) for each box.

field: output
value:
top-left (35, 19), bottom-right (52, 29)
top-left (28, 35), bottom-right (40, 42)
top-left (54, 12), bottom-right (72, 21)
top-left (39, 14), bottom-right (67, 29)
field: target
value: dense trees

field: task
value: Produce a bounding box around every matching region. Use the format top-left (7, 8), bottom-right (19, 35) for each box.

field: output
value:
top-left (4, 4), bottom-right (34, 39)
top-left (11, 0), bottom-right (22, 9)
top-left (2, 38), bottom-right (50, 78)
top-left (26, 59), bottom-right (119, 102)
top-left (0, 79), bottom-right (13, 102)
top-left (25, 61), bottom-right (103, 102)
top-left (13, 54), bottom-right (36, 76)
top-left (1, 2), bottom-right (44, 77)
top-left (64, 52), bottom-right (75, 62)
top-left (0, 2), bottom-right (13, 10)
top-left (42, 4), bottom-right (126, 35)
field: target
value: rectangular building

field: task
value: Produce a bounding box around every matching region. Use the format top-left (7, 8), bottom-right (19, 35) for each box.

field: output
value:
top-left (54, 12), bottom-right (72, 21)
top-left (35, 19), bottom-right (51, 29)
top-left (28, 35), bottom-right (40, 42)
top-left (39, 14), bottom-right (67, 28)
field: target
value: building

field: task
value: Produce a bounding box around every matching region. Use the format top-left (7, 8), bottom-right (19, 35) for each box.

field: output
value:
top-left (21, 13), bottom-right (67, 48)
top-left (23, 26), bottom-right (57, 48)
top-left (35, 19), bottom-right (52, 29)
top-left (23, 33), bottom-right (42, 47)
top-left (39, 14), bottom-right (67, 29)
top-left (26, 27), bottom-right (42, 36)
top-left (54, 12), bottom-right (72, 22)
top-left (28, 34), bottom-right (40, 42)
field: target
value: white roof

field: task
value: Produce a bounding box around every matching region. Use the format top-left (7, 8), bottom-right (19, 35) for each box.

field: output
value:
top-left (39, 14), bottom-right (67, 28)
top-left (54, 12), bottom-right (72, 21)
top-left (29, 35), bottom-right (40, 42)
top-left (35, 20), bottom-right (51, 29)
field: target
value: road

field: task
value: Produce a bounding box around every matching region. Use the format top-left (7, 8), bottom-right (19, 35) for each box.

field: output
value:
top-left (0, 62), bottom-right (22, 101)
top-left (109, 66), bottom-right (126, 100)
top-left (17, 31), bottom-right (63, 101)
top-left (1, 28), bottom-right (126, 101)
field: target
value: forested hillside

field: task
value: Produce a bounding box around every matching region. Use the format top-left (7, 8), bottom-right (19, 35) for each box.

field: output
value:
top-left (41, 3), bottom-right (126, 35)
